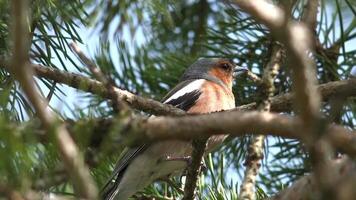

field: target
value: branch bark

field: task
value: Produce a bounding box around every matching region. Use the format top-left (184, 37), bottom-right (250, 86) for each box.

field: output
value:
top-left (10, 0), bottom-right (97, 198)
top-left (301, 0), bottom-right (319, 32)
top-left (233, 0), bottom-right (322, 131)
top-left (181, 139), bottom-right (208, 200)
top-left (31, 64), bottom-right (185, 116)
top-left (239, 42), bottom-right (284, 200)
top-left (120, 110), bottom-right (356, 156)
top-left (299, 2), bottom-right (337, 199)
top-left (30, 64), bottom-right (356, 115)
top-left (266, 157), bottom-right (356, 200)
top-left (1, 63), bottom-right (354, 116)
top-left (232, 1), bottom-right (336, 199)
top-left (70, 42), bottom-right (129, 113)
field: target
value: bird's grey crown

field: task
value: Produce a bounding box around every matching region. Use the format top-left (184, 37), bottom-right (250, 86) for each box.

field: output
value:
top-left (180, 58), bottom-right (231, 87)
top-left (180, 58), bottom-right (221, 81)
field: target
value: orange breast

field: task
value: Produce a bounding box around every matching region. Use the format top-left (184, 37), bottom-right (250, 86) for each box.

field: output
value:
top-left (188, 81), bottom-right (235, 114)
top-left (187, 81), bottom-right (236, 151)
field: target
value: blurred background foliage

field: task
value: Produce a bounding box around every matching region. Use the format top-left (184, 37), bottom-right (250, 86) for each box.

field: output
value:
top-left (0, 0), bottom-right (355, 199)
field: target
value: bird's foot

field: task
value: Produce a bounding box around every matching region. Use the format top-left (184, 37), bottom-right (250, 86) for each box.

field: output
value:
top-left (159, 155), bottom-right (207, 176)
top-left (181, 159), bottom-right (207, 176)
top-left (200, 160), bottom-right (207, 172)
top-left (160, 155), bottom-right (192, 164)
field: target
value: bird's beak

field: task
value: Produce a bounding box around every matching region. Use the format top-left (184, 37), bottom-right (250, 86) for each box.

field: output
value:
top-left (233, 65), bottom-right (248, 77)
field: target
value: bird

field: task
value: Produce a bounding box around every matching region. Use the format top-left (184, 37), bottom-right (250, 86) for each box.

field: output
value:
top-left (101, 58), bottom-right (245, 200)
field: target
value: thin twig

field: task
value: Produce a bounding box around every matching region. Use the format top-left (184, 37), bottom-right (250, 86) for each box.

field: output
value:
top-left (182, 139), bottom-right (208, 200)
top-left (10, 0), bottom-right (97, 198)
top-left (70, 43), bottom-right (108, 84)
top-left (69, 42), bottom-right (129, 113)
top-left (239, 42), bottom-right (284, 200)
top-left (242, 69), bottom-right (263, 84)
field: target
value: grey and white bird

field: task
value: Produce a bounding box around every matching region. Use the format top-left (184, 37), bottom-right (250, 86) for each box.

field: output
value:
top-left (101, 58), bottom-right (244, 200)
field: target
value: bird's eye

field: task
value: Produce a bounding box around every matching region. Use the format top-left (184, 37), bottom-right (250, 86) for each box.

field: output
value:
top-left (221, 63), bottom-right (230, 71)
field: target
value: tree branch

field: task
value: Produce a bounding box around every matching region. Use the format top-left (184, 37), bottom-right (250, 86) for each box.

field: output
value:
top-left (266, 157), bottom-right (356, 200)
top-left (301, 0), bottom-right (319, 32)
top-left (234, 0), bottom-right (322, 131)
top-left (120, 110), bottom-right (356, 156)
top-left (10, 0), bottom-right (97, 198)
top-left (70, 42), bottom-right (129, 113)
top-left (244, 68), bottom-right (263, 85)
top-left (239, 42), bottom-right (284, 200)
top-left (300, 1), bottom-right (337, 199)
top-left (181, 139), bottom-right (208, 200)
top-left (232, 1), bottom-right (338, 199)
top-left (31, 64), bottom-right (185, 116)
top-left (1, 63), bottom-right (354, 116)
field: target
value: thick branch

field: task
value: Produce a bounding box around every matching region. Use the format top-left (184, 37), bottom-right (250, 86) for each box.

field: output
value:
top-left (301, 0), bottom-right (319, 32)
top-left (240, 78), bottom-right (356, 112)
top-left (2, 63), bottom-right (354, 116)
top-left (122, 110), bottom-right (356, 156)
top-left (299, 1), bottom-right (337, 199)
top-left (30, 64), bottom-right (185, 116)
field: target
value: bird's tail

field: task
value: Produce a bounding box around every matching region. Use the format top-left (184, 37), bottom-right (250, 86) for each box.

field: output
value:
top-left (100, 170), bottom-right (126, 200)
top-left (101, 146), bottom-right (147, 199)
top-left (100, 179), bottom-right (119, 200)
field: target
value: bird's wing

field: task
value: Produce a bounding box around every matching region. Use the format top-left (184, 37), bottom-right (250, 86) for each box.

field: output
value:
top-left (101, 145), bottom-right (148, 198)
top-left (161, 79), bottom-right (203, 108)
top-left (101, 79), bottom-right (205, 198)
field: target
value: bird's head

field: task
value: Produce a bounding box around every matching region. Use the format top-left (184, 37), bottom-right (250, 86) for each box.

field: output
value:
top-left (180, 58), bottom-right (246, 89)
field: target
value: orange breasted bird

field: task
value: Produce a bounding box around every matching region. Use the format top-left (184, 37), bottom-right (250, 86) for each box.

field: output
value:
top-left (101, 58), bottom-right (246, 200)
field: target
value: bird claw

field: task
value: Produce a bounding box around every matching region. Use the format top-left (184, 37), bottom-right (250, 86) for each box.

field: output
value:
top-left (160, 155), bottom-right (207, 181)
top-left (200, 160), bottom-right (207, 172)
top-left (161, 156), bottom-right (207, 171)
top-left (160, 155), bottom-right (192, 164)
top-left (181, 160), bottom-right (207, 177)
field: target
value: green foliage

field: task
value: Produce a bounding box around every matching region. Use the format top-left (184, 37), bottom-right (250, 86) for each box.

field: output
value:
top-left (0, 0), bottom-right (355, 199)
top-left (0, 0), bottom-right (10, 56)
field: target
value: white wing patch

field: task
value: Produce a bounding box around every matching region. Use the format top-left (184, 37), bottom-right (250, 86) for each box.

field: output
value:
top-left (163, 79), bottom-right (205, 103)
